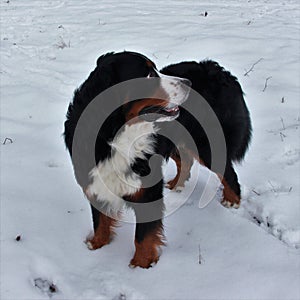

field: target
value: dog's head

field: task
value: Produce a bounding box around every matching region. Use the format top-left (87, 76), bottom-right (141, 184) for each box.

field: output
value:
top-left (95, 51), bottom-right (191, 123)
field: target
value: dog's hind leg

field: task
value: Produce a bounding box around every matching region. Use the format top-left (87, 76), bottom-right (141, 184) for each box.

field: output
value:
top-left (166, 147), bottom-right (194, 192)
top-left (171, 145), bottom-right (241, 209)
top-left (194, 155), bottom-right (241, 208)
top-left (218, 161), bottom-right (241, 208)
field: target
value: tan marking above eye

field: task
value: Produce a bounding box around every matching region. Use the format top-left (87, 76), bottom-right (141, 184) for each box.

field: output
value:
top-left (146, 60), bottom-right (155, 68)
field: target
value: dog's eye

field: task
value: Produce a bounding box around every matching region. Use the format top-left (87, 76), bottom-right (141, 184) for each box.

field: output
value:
top-left (147, 70), bottom-right (157, 78)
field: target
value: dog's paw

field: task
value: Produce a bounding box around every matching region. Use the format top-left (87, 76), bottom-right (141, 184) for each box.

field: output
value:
top-left (221, 199), bottom-right (240, 209)
top-left (129, 242), bottom-right (161, 269)
top-left (129, 256), bottom-right (159, 269)
top-left (85, 237), bottom-right (109, 250)
top-left (165, 180), bottom-right (185, 192)
top-left (221, 183), bottom-right (241, 209)
top-left (165, 182), bottom-right (175, 190)
top-left (175, 186), bottom-right (184, 193)
top-left (86, 240), bottom-right (96, 250)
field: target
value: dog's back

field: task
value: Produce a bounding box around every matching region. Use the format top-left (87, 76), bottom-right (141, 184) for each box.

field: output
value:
top-left (160, 60), bottom-right (252, 162)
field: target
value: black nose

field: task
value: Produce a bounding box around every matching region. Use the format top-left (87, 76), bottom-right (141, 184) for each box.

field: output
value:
top-left (181, 78), bottom-right (192, 87)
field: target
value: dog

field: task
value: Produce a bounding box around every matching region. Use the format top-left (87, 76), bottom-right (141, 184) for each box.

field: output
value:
top-left (64, 51), bottom-right (251, 268)
top-left (160, 60), bottom-right (252, 207)
top-left (64, 51), bottom-right (191, 268)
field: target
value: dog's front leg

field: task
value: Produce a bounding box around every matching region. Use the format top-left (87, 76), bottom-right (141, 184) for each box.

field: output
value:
top-left (130, 218), bottom-right (165, 269)
top-left (86, 205), bottom-right (117, 250)
top-left (127, 181), bottom-right (165, 269)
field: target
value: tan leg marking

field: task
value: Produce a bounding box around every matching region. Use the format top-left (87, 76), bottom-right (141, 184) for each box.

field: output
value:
top-left (218, 175), bottom-right (241, 208)
top-left (86, 212), bottom-right (118, 250)
top-left (166, 148), bottom-right (193, 192)
top-left (129, 227), bottom-right (165, 269)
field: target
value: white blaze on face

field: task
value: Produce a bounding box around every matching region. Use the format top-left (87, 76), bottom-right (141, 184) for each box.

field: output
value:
top-left (157, 71), bottom-right (191, 107)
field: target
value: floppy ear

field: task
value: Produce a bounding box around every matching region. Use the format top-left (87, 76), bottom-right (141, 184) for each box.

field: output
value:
top-left (96, 52), bottom-right (115, 66)
top-left (77, 63), bottom-right (115, 101)
top-left (65, 57), bottom-right (117, 152)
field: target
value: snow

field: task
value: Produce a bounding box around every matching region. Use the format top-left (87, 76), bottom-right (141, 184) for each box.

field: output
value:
top-left (1, 0), bottom-right (300, 299)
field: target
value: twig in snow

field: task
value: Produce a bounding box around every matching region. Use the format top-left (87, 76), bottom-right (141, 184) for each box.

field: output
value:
top-left (268, 180), bottom-right (276, 193)
top-left (56, 36), bottom-right (70, 49)
top-left (3, 137), bottom-right (13, 145)
top-left (252, 189), bottom-right (261, 196)
top-left (244, 58), bottom-right (263, 76)
top-left (281, 97), bottom-right (285, 103)
top-left (152, 53), bottom-right (158, 59)
top-left (279, 132), bottom-right (286, 141)
top-left (280, 117), bottom-right (285, 130)
top-left (252, 216), bottom-right (261, 225)
top-left (262, 76), bottom-right (272, 92)
top-left (198, 244), bottom-right (204, 264)
top-left (199, 11), bottom-right (208, 17)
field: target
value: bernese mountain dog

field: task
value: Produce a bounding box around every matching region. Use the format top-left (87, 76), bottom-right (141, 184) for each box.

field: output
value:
top-left (64, 51), bottom-right (251, 268)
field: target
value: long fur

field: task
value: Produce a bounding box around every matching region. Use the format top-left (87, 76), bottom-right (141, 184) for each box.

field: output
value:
top-left (64, 51), bottom-right (252, 268)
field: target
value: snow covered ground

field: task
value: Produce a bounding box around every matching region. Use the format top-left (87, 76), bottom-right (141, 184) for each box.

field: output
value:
top-left (1, 0), bottom-right (300, 299)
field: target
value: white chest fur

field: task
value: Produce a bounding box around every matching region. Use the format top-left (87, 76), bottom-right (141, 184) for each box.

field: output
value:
top-left (86, 122), bottom-right (157, 211)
